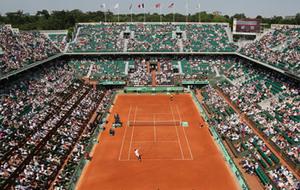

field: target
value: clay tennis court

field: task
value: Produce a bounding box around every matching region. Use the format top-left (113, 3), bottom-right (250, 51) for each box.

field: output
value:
top-left (76, 94), bottom-right (238, 190)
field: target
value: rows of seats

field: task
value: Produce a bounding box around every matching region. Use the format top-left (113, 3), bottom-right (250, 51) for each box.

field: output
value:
top-left (68, 23), bottom-right (235, 53)
top-left (202, 85), bottom-right (253, 141)
top-left (218, 59), bottom-right (299, 173)
top-left (48, 33), bottom-right (67, 52)
top-left (52, 90), bottom-right (114, 189)
top-left (239, 25), bottom-right (300, 74)
top-left (13, 85), bottom-right (103, 189)
top-left (201, 85), bottom-right (283, 189)
top-left (268, 166), bottom-right (299, 189)
top-left (182, 24), bottom-right (237, 52)
top-left (0, 61), bottom-right (83, 186)
top-left (128, 58), bottom-right (152, 86)
top-left (0, 26), bottom-right (59, 74)
top-left (68, 24), bottom-right (126, 52)
top-left (69, 58), bottom-right (127, 81)
top-left (127, 24), bottom-right (180, 52)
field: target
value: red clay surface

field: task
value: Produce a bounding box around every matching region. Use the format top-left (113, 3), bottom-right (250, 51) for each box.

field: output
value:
top-left (76, 94), bottom-right (238, 190)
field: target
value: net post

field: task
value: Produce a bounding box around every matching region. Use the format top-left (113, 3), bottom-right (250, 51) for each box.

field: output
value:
top-left (128, 121), bottom-right (130, 127)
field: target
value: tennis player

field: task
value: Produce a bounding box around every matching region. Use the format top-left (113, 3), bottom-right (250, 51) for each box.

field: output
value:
top-left (170, 94), bottom-right (173, 101)
top-left (134, 147), bottom-right (142, 161)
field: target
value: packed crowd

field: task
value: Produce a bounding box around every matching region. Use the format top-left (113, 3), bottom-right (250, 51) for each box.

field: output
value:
top-left (13, 84), bottom-right (103, 189)
top-left (268, 166), bottom-right (300, 189)
top-left (69, 58), bottom-right (126, 81)
top-left (0, 61), bottom-right (79, 185)
top-left (202, 85), bottom-right (228, 111)
top-left (127, 24), bottom-right (180, 52)
top-left (183, 24), bottom-right (237, 52)
top-left (0, 26), bottom-right (59, 74)
top-left (48, 34), bottom-right (67, 52)
top-left (52, 90), bottom-right (114, 189)
top-left (240, 25), bottom-right (300, 74)
top-left (129, 59), bottom-right (152, 86)
top-left (156, 59), bottom-right (175, 86)
top-left (68, 24), bottom-right (126, 52)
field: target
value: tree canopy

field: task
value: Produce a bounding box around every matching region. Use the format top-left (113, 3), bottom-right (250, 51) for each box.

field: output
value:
top-left (0, 9), bottom-right (299, 33)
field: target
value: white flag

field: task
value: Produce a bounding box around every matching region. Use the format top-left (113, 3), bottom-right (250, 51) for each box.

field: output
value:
top-left (115, 3), bottom-right (119, 9)
top-left (100, 3), bottom-right (105, 8)
top-left (197, 3), bottom-right (200, 9)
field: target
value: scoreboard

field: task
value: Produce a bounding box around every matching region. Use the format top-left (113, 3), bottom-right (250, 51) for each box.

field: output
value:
top-left (233, 19), bottom-right (261, 35)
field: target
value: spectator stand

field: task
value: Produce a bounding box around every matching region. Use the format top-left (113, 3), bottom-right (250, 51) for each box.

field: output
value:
top-left (62, 90), bottom-right (117, 190)
top-left (239, 24), bottom-right (300, 75)
top-left (40, 30), bottom-right (68, 52)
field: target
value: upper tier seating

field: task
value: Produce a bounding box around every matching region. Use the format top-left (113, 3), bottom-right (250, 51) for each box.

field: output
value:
top-left (239, 25), bottom-right (300, 75)
top-left (0, 26), bottom-right (59, 75)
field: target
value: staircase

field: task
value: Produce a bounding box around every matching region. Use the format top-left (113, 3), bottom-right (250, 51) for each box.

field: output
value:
top-left (178, 39), bottom-right (184, 52)
top-left (178, 61), bottom-right (183, 74)
top-left (124, 39), bottom-right (129, 52)
top-left (258, 92), bottom-right (283, 110)
top-left (152, 70), bottom-right (156, 86)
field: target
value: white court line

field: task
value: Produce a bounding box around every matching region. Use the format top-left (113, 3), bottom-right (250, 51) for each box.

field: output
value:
top-left (128, 105), bottom-right (137, 160)
top-left (119, 158), bottom-right (193, 161)
top-left (170, 105), bottom-right (184, 160)
top-left (136, 113), bottom-right (173, 114)
top-left (153, 113), bottom-right (156, 142)
top-left (118, 105), bottom-right (132, 161)
top-left (133, 141), bottom-right (179, 143)
top-left (175, 105), bottom-right (182, 122)
top-left (176, 104), bottom-right (194, 160)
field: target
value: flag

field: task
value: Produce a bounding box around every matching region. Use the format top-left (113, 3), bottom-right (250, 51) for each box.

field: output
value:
top-left (114, 3), bottom-right (119, 9)
top-left (138, 4), bottom-right (144, 8)
top-left (197, 3), bottom-right (200, 8)
top-left (100, 4), bottom-right (105, 8)
top-left (168, 3), bottom-right (174, 8)
top-left (155, 3), bottom-right (161, 8)
top-left (129, 4), bottom-right (132, 9)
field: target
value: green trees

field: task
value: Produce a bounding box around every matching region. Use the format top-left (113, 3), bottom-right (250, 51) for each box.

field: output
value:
top-left (0, 9), bottom-right (299, 32)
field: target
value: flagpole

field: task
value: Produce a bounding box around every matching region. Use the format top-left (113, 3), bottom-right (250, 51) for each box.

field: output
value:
top-left (118, 7), bottom-right (120, 23)
top-left (160, 5), bottom-right (162, 23)
top-left (186, 3), bottom-right (188, 23)
top-left (131, 6), bottom-right (133, 23)
top-left (144, 3), bottom-right (145, 23)
top-left (198, 5), bottom-right (201, 23)
top-left (173, 6), bottom-right (175, 23)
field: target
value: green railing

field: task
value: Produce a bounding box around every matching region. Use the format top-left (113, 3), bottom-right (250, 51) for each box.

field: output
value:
top-left (67, 92), bottom-right (118, 190)
top-left (190, 91), bottom-right (209, 122)
top-left (125, 86), bottom-right (190, 93)
top-left (210, 126), bottom-right (250, 190)
top-left (182, 80), bottom-right (210, 85)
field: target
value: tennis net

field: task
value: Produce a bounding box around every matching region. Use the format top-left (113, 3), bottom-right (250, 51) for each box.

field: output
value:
top-left (128, 120), bottom-right (181, 127)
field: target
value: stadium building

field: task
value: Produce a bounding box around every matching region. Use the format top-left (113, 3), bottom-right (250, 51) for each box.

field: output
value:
top-left (0, 21), bottom-right (299, 190)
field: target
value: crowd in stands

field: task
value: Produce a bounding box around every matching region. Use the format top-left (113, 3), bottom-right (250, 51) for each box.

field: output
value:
top-left (0, 61), bottom-right (77, 185)
top-left (268, 166), bottom-right (299, 189)
top-left (68, 24), bottom-right (125, 52)
top-left (129, 59), bottom-right (152, 86)
top-left (48, 34), bottom-right (67, 52)
top-left (52, 90), bottom-right (114, 189)
top-left (127, 24), bottom-right (180, 52)
top-left (183, 24), bottom-right (237, 52)
top-left (239, 25), bottom-right (300, 74)
top-left (69, 58), bottom-right (126, 81)
top-left (215, 58), bottom-right (299, 188)
top-left (156, 59), bottom-right (175, 86)
top-left (13, 84), bottom-right (103, 189)
top-left (0, 26), bottom-right (59, 74)
top-left (68, 23), bottom-right (236, 53)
